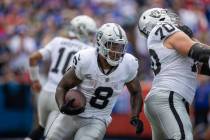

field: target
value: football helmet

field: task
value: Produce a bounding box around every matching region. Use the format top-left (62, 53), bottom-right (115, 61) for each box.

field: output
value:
top-left (96, 23), bottom-right (128, 66)
top-left (69, 15), bottom-right (97, 44)
top-left (138, 8), bottom-right (179, 37)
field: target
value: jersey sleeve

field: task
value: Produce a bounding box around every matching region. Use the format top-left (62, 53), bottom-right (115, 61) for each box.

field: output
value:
top-left (149, 22), bottom-right (180, 41)
top-left (71, 50), bottom-right (86, 80)
top-left (38, 37), bottom-right (59, 60)
top-left (125, 54), bottom-right (139, 83)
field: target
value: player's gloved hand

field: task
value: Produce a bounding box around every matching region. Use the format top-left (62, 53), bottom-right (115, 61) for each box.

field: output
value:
top-left (130, 116), bottom-right (144, 134)
top-left (60, 99), bottom-right (85, 115)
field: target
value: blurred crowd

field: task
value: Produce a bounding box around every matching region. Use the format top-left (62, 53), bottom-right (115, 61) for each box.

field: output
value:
top-left (0, 0), bottom-right (210, 139)
top-left (1, 0), bottom-right (210, 81)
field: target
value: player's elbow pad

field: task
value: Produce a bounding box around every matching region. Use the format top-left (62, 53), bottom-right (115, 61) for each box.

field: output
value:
top-left (188, 43), bottom-right (210, 63)
top-left (178, 25), bottom-right (194, 38)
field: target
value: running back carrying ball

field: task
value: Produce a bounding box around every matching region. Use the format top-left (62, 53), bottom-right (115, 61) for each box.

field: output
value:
top-left (60, 89), bottom-right (86, 115)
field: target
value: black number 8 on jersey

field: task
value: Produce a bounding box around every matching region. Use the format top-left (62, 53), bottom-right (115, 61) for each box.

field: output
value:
top-left (90, 87), bottom-right (113, 109)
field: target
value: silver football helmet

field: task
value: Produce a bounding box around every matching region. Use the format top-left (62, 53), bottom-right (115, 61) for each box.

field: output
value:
top-left (69, 15), bottom-right (97, 44)
top-left (96, 23), bottom-right (128, 66)
top-left (138, 8), bottom-right (179, 37)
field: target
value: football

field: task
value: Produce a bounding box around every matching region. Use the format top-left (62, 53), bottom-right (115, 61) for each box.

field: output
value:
top-left (64, 89), bottom-right (86, 109)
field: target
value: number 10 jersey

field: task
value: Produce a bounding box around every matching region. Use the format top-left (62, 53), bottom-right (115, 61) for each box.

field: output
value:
top-left (39, 37), bottom-right (91, 93)
top-left (146, 23), bottom-right (197, 104)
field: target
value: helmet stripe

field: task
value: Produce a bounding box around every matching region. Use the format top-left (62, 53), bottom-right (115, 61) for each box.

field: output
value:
top-left (116, 24), bottom-right (122, 39)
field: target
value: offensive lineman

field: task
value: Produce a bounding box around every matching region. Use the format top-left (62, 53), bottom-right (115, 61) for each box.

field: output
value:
top-left (27, 15), bottom-right (97, 140)
top-left (138, 8), bottom-right (210, 140)
top-left (45, 23), bottom-right (144, 140)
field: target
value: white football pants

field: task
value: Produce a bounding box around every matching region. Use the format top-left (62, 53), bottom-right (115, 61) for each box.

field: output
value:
top-left (38, 89), bottom-right (59, 127)
top-left (44, 114), bottom-right (107, 140)
top-left (144, 90), bottom-right (192, 140)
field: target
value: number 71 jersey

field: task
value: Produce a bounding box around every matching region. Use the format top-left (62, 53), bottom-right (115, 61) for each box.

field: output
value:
top-left (147, 23), bottom-right (197, 104)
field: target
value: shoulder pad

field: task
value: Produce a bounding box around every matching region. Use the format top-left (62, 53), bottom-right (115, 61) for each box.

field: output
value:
top-left (123, 54), bottom-right (139, 83)
top-left (71, 48), bottom-right (96, 80)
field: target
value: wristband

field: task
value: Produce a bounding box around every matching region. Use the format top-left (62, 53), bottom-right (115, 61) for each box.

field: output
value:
top-left (29, 66), bottom-right (39, 81)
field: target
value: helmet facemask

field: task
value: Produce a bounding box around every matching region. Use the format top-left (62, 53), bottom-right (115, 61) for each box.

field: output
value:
top-left (99, 41), bottom-right (127, 66)
top-left (96, 23), bottom-right (128, 66)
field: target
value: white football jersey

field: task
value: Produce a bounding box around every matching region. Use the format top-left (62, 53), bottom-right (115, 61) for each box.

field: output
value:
top-left (39, 37), bottom-right (91, 92)
top-left (72, 48), bottom-right (138, 125)
top-left (146, 23), bottom-right (198, 104)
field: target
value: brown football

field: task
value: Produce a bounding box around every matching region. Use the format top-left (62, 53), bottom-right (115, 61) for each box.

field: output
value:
top-left (64, 89), bottom-right (86, 109)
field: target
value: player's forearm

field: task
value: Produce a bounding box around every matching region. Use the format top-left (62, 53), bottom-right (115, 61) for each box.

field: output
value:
top-left (28, 52), bottom-right (43, 81)
top-left (55, 76), bottom-right (73, 109)
top-left (130, 91), bottom-right (143, 117)
top-left (55, 69), bottom-right (81, 109)
top-left (55, 85), bottom-right (67, 109)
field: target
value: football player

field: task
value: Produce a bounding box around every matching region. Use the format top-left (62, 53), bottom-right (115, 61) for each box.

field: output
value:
top-left (26, 15), bottom-right (97, 140)
top-left (45, 23), bottom-right (144, 140)
top-left (138, 8), bottom-right (210, 140)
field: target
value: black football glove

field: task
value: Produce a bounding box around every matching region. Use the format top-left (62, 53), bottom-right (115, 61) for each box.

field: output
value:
top-left (60, 99), bottom-right (85, 115)
top-left (130, 116), bottom-right (144, 134)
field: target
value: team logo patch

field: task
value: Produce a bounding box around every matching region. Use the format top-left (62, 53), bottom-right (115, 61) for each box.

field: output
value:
top-left (105, 78), bottom-right (109, 82)
top-left (113, 25), bottom-right (122, 39)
